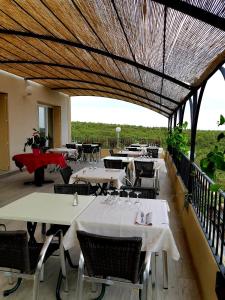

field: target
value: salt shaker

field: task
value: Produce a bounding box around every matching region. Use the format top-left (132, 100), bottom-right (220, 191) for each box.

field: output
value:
top-left (73, 192), bottom-right (79, 206)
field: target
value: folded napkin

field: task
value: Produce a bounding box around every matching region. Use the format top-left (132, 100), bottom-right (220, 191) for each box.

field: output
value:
top-left (135, 211), bottom-right (152, 225)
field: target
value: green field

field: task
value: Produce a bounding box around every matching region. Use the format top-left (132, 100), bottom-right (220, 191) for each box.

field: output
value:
top-left (71, 121), bottom-right (225, 187)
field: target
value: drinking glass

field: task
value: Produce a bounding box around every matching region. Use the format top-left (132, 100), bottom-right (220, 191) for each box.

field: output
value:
top-left (125, 189), bottom-right (132, 205)
top-left (134, 191), bottom-right (141, 206)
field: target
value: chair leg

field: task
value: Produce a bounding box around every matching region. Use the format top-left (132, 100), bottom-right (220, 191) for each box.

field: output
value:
top-left (40, 264), bottom-right (44, 282)
top-left (33, 274), bottom-right (40, 300)
top-left (60, 240), bottom-right (68, 292)
top-left (76, 253), bottom-right (84, 300)
top-left (93, 284), bottom-right (106, 300)
top-left (3, 278), bottom-right (22, 297)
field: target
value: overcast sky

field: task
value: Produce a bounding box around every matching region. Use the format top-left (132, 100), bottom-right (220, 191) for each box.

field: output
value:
top-left (71, 70), bottom-right (225, 130)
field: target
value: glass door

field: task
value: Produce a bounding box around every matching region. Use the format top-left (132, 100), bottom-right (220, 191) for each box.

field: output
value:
top-left (38, 105), bottom-right (53, 148)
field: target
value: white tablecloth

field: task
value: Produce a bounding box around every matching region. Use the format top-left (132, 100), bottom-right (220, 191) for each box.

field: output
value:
top-left (119, 150), bottom-right (145, 157)
top-left (48, 147), bottom-right (77, 155)
top-left (63, 196), bottom-right (180, 261)
top-left (69, 167), bottom-right (126, 188)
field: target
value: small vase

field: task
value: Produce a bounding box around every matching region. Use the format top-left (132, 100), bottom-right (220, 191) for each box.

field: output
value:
top-left (32, 148), bottom-right (40, 155)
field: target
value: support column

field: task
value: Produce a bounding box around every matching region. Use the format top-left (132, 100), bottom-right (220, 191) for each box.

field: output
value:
top-left (178, 104), bottom-right (186, 126)
top-left (173, 111), bottom-right (177, 128)
top-left (189, 83), bottom-right (206, 162)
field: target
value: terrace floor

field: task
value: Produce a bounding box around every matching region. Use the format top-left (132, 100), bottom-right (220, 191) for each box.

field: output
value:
top-left (0, 159), bottom-right (202, 299)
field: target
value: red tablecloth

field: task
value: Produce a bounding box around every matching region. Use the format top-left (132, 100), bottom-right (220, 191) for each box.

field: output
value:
top-left (13, 153), bottom-right (67, 173)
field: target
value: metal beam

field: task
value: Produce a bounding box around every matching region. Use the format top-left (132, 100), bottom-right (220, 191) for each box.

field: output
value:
top-left (0, 29), bottom-right (192, 90)
top-left (63, 87), bottom-right (170, 116)
top-left (219, 66), bottom-right (225, 81)
top-left (152, 0), bottom-right (225, 32)
top-left (24, 73), bottom-right (179, 105)
top-left (190, 82), bottom-right (207, 162)
top-left (51, 80), bottom-right (173, 111)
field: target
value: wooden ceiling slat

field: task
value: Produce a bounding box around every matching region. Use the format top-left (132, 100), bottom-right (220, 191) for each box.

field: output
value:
top-left (0, 0), bottom-right (224, 117)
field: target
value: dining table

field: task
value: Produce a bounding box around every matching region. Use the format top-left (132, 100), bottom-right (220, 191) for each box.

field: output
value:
top-left (0, 192), bottom-right (96, 298)
top-left (63, 195), bottom-right (180, 289)
top-left (13, 153), bottom-right (66, 186)
top-left (69, 167), bottom-right (126, 192)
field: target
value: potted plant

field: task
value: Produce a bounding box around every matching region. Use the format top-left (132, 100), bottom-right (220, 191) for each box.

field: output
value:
top-left (24, 128), bottom-right (48, 154)
top-left (166, 121), bottom-right (189, 157)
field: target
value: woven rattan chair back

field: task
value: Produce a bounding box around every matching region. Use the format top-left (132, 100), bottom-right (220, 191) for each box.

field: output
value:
top-left (59, 166), bottom-right (73, 184)
top-left (126, 147), bottom-right (138, 151)
top-left (77, 231), bottom-right (142, 283)
top-left (134, 161), bottom-right (155, 178)
top-left (0, 230), bottom-right (30, 273)
top-left (120, 186), bottom-right (156, 199)
top-left (54, 183), bottom-right (91, 195)
top-left (109, 149), bottom-right (114, 156)
top-left (111, 153), bottom-right (128, 157)
top-left (104, 159), bottom-right (123, 169)
top-left (147, 148), bottom-right (159, 158)
top-left (66, 143), bottom-right (76, 149)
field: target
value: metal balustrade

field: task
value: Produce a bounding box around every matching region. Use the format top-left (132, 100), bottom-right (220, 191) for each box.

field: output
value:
top-left (169, 147), bottom-right (225, 297)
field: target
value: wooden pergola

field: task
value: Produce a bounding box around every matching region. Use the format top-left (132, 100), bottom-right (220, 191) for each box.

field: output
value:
top-left (0, 0), bottom-right (224, 119)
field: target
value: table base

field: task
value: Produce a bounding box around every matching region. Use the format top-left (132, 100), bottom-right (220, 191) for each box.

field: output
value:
top-left (24, 166), bottom-right (54, 186)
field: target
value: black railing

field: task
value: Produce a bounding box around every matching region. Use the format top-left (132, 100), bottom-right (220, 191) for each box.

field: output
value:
top-left (71, 136), bottom-right (161, 148)
top-left (169, 146), bottom-right (225, 299)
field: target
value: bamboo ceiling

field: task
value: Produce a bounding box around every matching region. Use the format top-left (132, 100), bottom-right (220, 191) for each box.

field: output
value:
top-left (0, 0), bottom-right (225, 118)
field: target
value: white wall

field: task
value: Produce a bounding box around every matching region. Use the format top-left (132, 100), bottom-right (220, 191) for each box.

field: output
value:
top-left (0, 70), bottom-right (71, 171)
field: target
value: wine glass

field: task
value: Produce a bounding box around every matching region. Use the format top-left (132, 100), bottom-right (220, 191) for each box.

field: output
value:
top-left (125, 189), bottom-right (132, 205)
top-left (106, 188), bottom-right (114, 204)
top-left (134, 191), bottom-right (141, 205)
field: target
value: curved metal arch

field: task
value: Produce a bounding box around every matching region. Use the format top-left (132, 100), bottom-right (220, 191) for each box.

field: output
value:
top-left (25, 74), bottom-right (179, 105)
top-left (65, 87), bottom-right (170, 116)
top-left (48, 79), bottom-right (174, 111)
top-left (0, 29), bottom-right (192, 90)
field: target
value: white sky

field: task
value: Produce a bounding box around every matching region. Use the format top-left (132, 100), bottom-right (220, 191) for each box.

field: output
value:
top-left (71, 70), bottom-right (225, 130)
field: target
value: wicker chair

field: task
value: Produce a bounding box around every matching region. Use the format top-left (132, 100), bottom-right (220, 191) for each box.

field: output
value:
top-left (0, 230), bottom-right (65, 300)
top-left (82, 144), bottom-right (96, 161)
top-left (59, 166), bottom-right (73, 184)
top-left (111, 153), bottom-right (128, 157)
top-left (66, 143), bottom-right (76, 149)
top-left (126, 147), bottom-right (139, 151)
top-left (76, 231), bottom-right (151, 300)
top-left (147, 148), bottom-right (159, 158)
top-left (104, 159), bottom-right (123, 169)
top-left (120, 186), bottom-right (156, 199)
top-left (54, 183), bottom-right (91, 195)
top-left (134, 161), bottom-right (155, 187)
top-left (109, 149), bottom-right (114, 156)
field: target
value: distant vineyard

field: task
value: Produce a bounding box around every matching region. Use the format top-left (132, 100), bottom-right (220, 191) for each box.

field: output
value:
top-left (71, 121), bottom-right (168, 148)
top-left (71, 121), bottom-right (225, 188)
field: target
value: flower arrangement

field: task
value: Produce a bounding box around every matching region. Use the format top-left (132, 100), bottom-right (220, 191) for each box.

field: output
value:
top-left (24, 128), bottom-right (48, 152)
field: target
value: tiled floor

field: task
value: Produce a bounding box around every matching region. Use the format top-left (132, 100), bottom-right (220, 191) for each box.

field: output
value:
top-left (0, 159), bottom-right (201, 299)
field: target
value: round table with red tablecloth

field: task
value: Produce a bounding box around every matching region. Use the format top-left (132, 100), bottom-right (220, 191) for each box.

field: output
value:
top-left (13, 153), bottom-right (67, 186)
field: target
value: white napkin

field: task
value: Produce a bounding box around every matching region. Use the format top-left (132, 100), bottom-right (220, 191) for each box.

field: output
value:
top-left (135, 211), bottom-right (152, 225)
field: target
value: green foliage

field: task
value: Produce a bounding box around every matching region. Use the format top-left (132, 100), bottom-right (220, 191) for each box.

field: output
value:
top-left (166, 122), bottom-right (189, 155)
top-left (200, 115), bottom-right (225, 180)
top-left (24, 128), bottom-right (48, 152)
top-left (210, 183), bottom-right (222, 192)
top-left (71, 121), bottom-right (168, 148)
